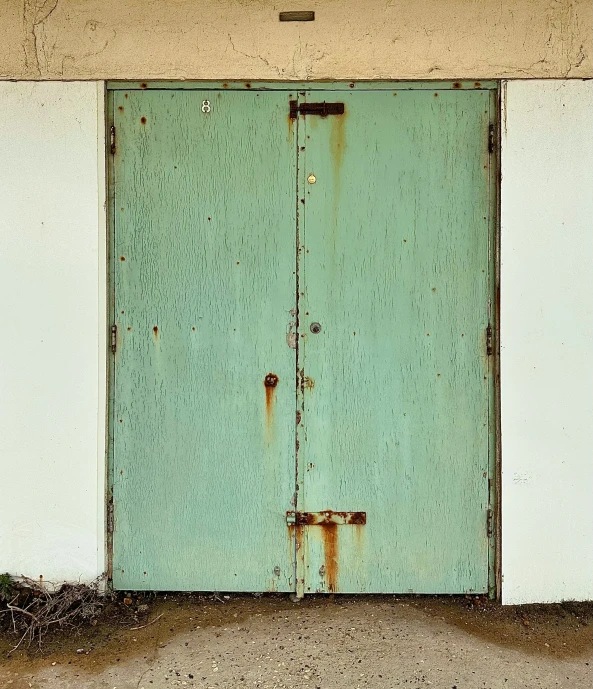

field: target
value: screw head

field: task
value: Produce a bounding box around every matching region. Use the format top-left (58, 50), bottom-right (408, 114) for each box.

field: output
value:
top-left (310, 322), bottom-right (321, 334)
top-left (307, 174), bottom-right (316, 184)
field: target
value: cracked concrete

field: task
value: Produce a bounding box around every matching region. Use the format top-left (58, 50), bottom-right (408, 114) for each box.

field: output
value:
top-left (0, 0), bottom-right (591, 80)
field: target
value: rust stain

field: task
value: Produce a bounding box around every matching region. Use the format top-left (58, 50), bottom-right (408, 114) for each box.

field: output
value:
top-left (474, 81), bottom-right (482, 88)
top-left (330, 109), bottom-right (346, 172)
top-left (140, 82), bottom-right (148, 89)
top-left (321, 523), bottom-right (338, 592)
top-left (118, 106), bottom-right (124, 112)
top-left (153, 325), bottom-right (159, 339)
top-left (264, 373), bottom-right (279, 425)
top-left (140, 116), bottom-right (147, 125)
top-left (245, 82), bottom-right (252, 89)
top-left (303, 376), bottom-right (315, 390)
top-left (222, 83), bottom-right (228, 88)
top-left (124, 93), bottom-right (128, 99)
top-left (452, 81), bottom-right (462, 89)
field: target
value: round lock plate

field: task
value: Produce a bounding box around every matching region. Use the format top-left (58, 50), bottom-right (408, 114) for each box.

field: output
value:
top-left (310, 322), bottom-right (321, 334)
top-left (307, 174), bottom-right (316, 184)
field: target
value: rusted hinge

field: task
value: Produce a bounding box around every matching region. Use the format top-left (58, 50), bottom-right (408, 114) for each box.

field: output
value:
top-left (289, 101), bottom-right (345, 119)
top-left (486, 323), bottom-right (493, 356)
top-left (488, 124), bottom-right (495, 154)
top-left (111, 324), bottom-right (117, 354)
top-left (487, 508), bottom-right (494, 538)
top-left (110, 125), bottom-right (116, 155)
top-left (286, 510), bottom-right (366, 526)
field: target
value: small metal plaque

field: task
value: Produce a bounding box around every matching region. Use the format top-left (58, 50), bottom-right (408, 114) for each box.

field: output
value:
top-left (279, 11), bottom-right (315, 22)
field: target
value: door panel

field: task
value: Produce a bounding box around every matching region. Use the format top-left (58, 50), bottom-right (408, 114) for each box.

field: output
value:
top-left (112, 90), bottom-right (297, 591)
top-left (296, 90), bottom-right (492, 593)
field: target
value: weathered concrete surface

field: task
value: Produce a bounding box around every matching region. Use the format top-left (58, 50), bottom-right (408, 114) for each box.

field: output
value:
top-left (0, 597), bottom-right (591, 688)
top-left (0, 0), bottom-right (591, 80)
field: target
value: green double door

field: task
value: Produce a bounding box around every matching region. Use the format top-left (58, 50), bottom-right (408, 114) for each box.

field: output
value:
top-left (111, 84), bottom-right (495, 595)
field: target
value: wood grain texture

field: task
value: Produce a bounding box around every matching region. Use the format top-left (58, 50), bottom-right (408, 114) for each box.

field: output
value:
top-left (112, 90), bottom-right (297, 591)
top-left (297, 90), bottom-right (492, 594)
top-left (111, 85), bottom-right (493, 594)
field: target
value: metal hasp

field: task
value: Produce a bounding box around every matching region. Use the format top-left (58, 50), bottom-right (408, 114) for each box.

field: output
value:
top-left (286, 511), bottom-right (367, 526)
top-left (289, 101), bottom-right (345, 119)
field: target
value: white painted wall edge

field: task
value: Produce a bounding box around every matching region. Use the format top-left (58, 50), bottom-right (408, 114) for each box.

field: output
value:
top-left (96, 82), bottom-right (108, 581)
top-left (500, 79), bottom-right (593, 604)
top-left (0, 81), bottom-right (107, 584)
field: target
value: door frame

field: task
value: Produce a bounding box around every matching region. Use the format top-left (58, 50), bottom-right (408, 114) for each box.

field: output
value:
top-left (105, 80), bottom-right (501, 598)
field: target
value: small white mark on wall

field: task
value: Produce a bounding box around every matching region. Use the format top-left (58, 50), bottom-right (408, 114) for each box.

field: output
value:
top-left (0, 82), bottom-right (106, 583)
top-left (501, 80), bottom-right (593, 604)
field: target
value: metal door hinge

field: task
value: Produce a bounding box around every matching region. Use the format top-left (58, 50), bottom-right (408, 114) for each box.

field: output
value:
top-left (487, 508), bottom-right (494, 538)
top-left (488, 124), bottom-right (495, 154)
top-left (289, 101), bottom-right (345, 119)
top-left (486, 323), bottom-right (493, 356)
top-left (110, 125), bottom-right (116, 155)
top-left (111, 324), bottom-right (117, 354)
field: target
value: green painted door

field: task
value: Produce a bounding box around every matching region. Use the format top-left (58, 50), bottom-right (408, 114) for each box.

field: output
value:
top-left (294, 89), bottom-right (493, 594)
top-left (111, 85), bottom-right (494, 594)
top-left (112, 90), bottom-right (298, 591)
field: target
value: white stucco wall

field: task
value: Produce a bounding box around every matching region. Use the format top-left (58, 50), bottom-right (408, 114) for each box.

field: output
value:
top-left (501, 80), bottom-right (593, 604)
top-left (0, 82), bottom-right (106, 583)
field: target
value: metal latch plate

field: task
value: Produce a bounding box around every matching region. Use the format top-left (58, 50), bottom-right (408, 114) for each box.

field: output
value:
top-left (286, 510), bottom-right (366, 525)
top-left (289, 101), bottom-right (345, 119)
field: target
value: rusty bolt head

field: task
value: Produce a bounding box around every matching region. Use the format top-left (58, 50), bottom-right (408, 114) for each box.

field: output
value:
top-left (264, 373), bottom-right (279, 388)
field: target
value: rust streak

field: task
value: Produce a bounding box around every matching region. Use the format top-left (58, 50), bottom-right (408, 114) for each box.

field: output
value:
top-left (153, 325), bottom-right (159, 339)
top-left (264, 373), bottom-right (279, 425)
top-left (322, 523), bottom-right (338, 593)
top-left (330, 108), bottom-right (346, 173)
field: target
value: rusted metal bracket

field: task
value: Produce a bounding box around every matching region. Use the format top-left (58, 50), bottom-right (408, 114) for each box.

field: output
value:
top-left (289, 101), bottom-right (345, 119)
top-left (488, 124), bottom-right (495, 153)
top-left (111, 324), bottom-right (117, 354)
top-left (486, 323), bottom-right (493, 356)
top-left (286, 510), bottom-right (366, 526)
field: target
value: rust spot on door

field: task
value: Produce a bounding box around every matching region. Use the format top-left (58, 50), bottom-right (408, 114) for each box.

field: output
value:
top-left (153, 325), bottom-right (159, 339)
top-left (140, 83), bottom-right (148, 89)
top-left (264, 373), bottom-right (279, 424)
top-left (140, 116), bottom-right (147, 125)
top-left (452, 82), bottom-right (462, 89)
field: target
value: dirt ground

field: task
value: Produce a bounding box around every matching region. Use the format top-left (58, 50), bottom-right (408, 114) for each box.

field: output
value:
top-left (0, 594), bottom-right (591, 688)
